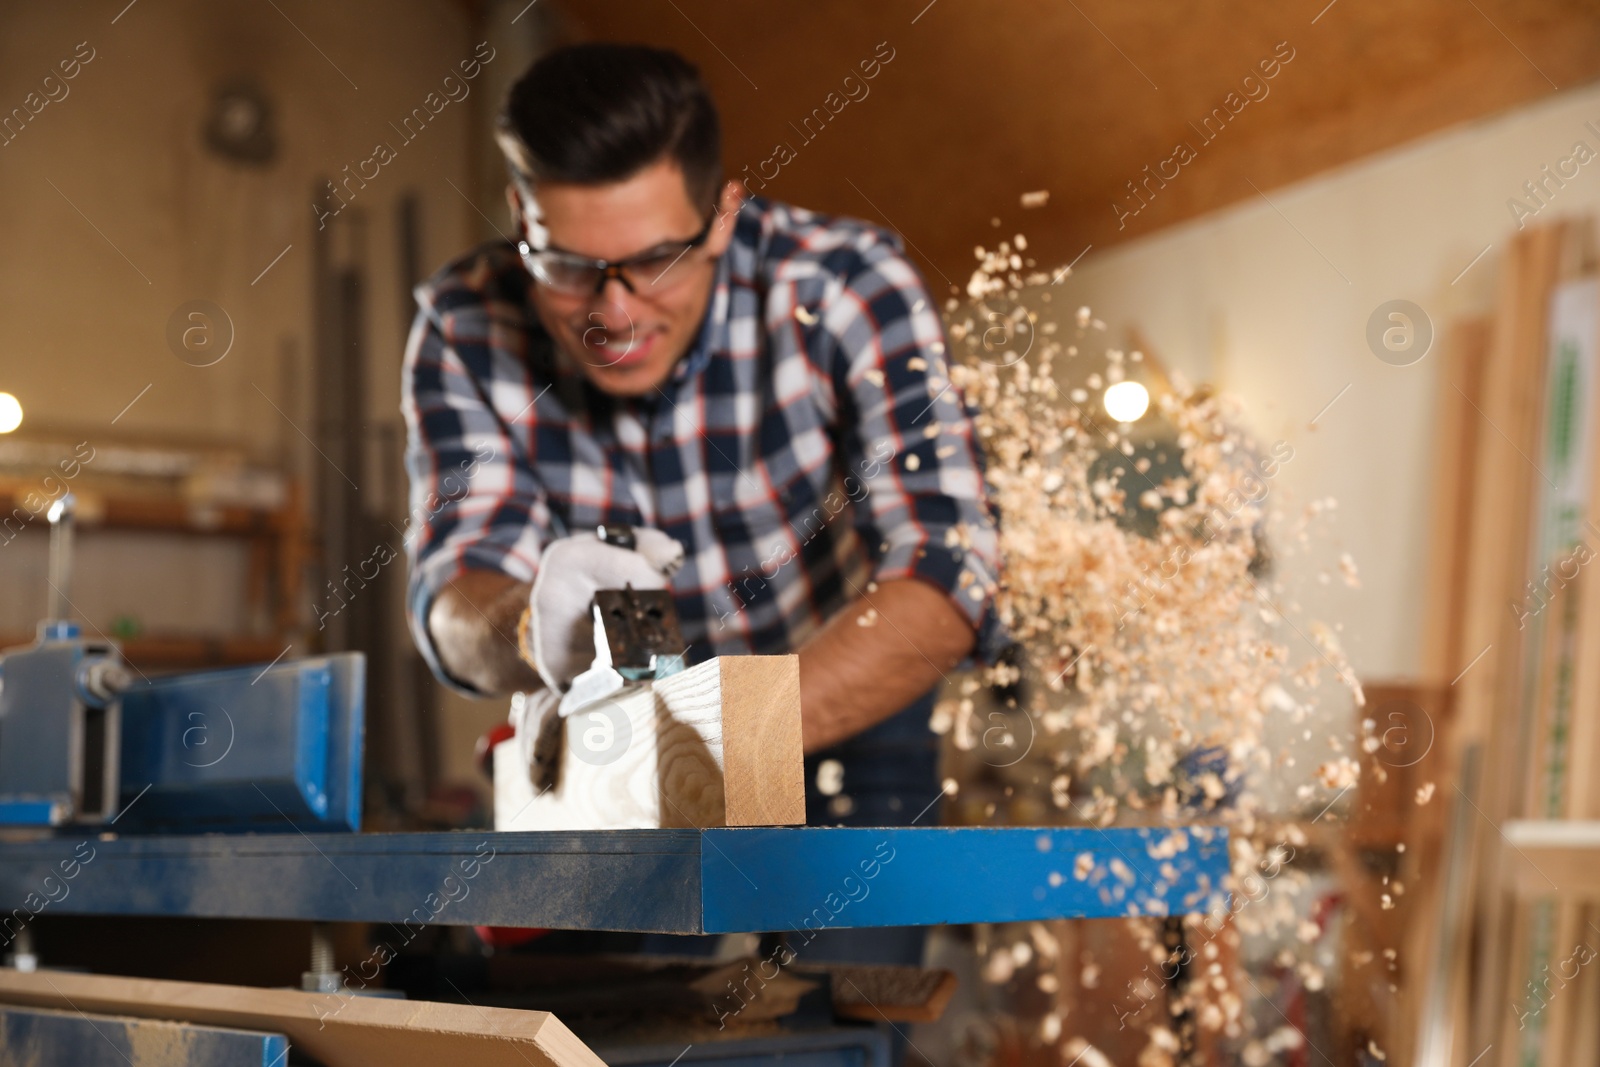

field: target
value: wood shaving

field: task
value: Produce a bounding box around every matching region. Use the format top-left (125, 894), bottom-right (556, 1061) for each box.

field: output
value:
top-left (943, 234), bottom-right (1365, 1058)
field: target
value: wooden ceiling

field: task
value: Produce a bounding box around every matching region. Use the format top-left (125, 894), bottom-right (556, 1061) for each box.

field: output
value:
top-left (545, 0), bottom-right (1600, 291)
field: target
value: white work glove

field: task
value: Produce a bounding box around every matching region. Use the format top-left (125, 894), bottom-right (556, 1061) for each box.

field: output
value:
top-left (526, 526), bottom-right (684, 695)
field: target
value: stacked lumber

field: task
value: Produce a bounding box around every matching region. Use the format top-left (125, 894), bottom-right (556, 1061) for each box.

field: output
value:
top-left (1413, 218), bottom-right (1600, 1066)
top-left (1496, 237), bottom-right (1600, 1067)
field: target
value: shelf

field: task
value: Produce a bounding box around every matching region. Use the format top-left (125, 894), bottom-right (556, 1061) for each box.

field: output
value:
top-left (1502, 819), bottom-right (1600, 898)
top-left (0, 490), bottom-right (288, 539)
top-left (0, 633), bottom-right (291, 671)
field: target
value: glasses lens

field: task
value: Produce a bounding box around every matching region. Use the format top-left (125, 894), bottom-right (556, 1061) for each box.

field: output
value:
top-left (623, 246), bottom-right (695, 292)
top-left (527, 251), bottom-right (599, 295)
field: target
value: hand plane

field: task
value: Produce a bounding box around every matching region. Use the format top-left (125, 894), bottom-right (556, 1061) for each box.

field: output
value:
top-left (531, 582), bottom-right (688, 791)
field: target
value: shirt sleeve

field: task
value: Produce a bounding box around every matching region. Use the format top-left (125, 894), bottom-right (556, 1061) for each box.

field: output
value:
top-left (814, 228), bottom-right (1008, 665)
top-left (400, 298), bottom-right (553, 693)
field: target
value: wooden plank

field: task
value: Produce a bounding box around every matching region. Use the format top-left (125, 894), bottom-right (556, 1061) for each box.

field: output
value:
top-left (1418, 317), bottom-right (1492, 686)
top-left (1407, 318), bottom-right (1487, 1067)
top-left (1413, 744), bottom-right (1485, 1067)
top-left (479, 955), bottom-right (953, 1025)
top-left (0, 969), bottom-right (604, 1067)
top-left (496, 655), bottom-right (804, 831)
top-left (717, 656), bottom-right (805, 826)
top-left (799, 963), bottom-right (957, 1023)
top-left (1453, 222), bottom-right (1570, 1064)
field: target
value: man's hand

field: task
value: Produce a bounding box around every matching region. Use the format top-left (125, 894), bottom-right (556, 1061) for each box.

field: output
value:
top-left (526, 527), bottom-right (684, 692)
top-left (797, 578), bottom-right (975, 753)
top-left (429, 571), bottom-right (540, 696)
top-left (428, 527), bottom-right (685, 697)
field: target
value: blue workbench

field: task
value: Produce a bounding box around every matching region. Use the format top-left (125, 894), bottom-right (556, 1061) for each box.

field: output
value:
top-left (0, 825), bottom-right (1228, 933)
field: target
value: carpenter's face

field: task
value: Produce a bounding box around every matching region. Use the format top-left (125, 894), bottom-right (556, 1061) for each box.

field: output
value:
top-left (513, 160), bottom-right (741, 397)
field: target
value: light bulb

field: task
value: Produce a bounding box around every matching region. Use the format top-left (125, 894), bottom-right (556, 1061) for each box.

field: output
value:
top-left (0, 393), bottom-right (21, 434)
top-left (1103, 381), bottom-right (1149, 423)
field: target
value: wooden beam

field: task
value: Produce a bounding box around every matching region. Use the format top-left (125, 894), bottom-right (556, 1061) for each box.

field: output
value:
top-left (0, 968), bottom-right (605, 1067)
top-left (496, 655), bottom-right (805, 831)
top-left (1418, 317), bottom-right (1491, 686)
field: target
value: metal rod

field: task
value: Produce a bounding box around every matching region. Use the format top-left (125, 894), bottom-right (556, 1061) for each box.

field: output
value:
top-left (303, 922), bottom-right (340, 993)
top-left (46, 492), bottom-right (75, 621)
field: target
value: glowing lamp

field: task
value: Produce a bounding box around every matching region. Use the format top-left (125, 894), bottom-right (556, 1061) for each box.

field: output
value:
top-left (0, 392), bottom-right (21, 434)
top-left (1102, 380), bottom-right (1149, 423)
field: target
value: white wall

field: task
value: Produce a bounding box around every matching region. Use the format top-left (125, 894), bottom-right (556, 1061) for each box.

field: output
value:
top-left (1060, 80), bottom-right (1600, 685)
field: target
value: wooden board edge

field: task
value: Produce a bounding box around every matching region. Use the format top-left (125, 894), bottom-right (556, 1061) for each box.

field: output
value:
top-left (0, 968), bottom-right (609, 1067)
top-left (717, 655), bottom-right (805, 827)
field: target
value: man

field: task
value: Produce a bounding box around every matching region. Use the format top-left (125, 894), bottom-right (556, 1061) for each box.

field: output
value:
top-left (402, 42), bottom-right (1002, 844)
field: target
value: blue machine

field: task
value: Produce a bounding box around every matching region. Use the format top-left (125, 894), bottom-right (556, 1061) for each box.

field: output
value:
top-left (0, 1004), bottom-right (288, 1067)
top-left (0, 621), bottom-right (126, 827)
top-left (113, 653), bottom-right (365, 833)
top-left (0, 493), bottom-right (365, 833)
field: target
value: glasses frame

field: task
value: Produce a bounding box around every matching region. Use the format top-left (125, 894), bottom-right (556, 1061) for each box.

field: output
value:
top-left (516, 207), bottom-right (719, 297)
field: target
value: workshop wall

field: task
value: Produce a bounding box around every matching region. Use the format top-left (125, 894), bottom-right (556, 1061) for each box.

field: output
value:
top-left (0, 0), bottom-right (530, 804)
top-left (0, 0), bottom-right (480, 453)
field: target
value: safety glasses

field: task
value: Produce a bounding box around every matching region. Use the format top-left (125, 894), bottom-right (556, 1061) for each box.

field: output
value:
top-left (517, 209), bottom-right (718, 297)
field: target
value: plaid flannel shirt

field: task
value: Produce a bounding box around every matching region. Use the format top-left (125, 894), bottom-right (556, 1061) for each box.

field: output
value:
top-left (401, 195), bottom-right (1005, 693)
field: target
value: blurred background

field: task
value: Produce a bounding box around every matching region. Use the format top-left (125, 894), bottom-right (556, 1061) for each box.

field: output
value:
top-left (6, 2), bottom-right (1600, 1064)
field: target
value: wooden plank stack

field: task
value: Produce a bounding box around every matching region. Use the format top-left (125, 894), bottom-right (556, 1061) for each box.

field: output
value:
top-left (1413, 218), bottom-right (1600, 1066)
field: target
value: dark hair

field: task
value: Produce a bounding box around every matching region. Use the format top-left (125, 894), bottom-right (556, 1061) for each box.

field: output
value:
top-left (496, 43), bottom-right (722, 208)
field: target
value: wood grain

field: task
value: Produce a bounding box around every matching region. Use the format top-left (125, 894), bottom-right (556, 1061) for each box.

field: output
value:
top-left (718, 655), bottom-right (805, 826)
top-left (497, 655), bottom-right (805, 831)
